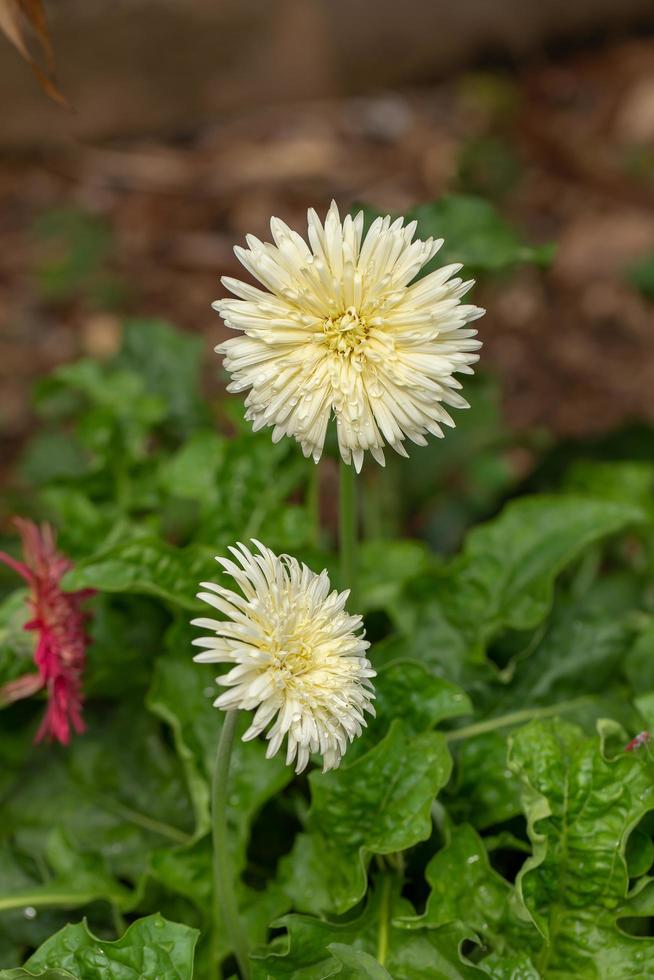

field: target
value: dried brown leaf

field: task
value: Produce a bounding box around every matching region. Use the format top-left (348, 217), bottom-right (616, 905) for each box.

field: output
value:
top-left (0, 0), bottom-right (66, 104)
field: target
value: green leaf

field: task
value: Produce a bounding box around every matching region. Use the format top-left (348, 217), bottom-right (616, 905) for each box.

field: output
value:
top-left (158, 431), bottom-right (226, 505)
top-left (327, 944), bottom-right (392, 978)
top-left (358, 540), bottom-right (433, 613)
top-left (149, 836), bottom-right (290, 959)
top-left (349, 659), bottom-right (471, 762)
top-left (626, 829), bottom-right (654, 879)
top-left (0, 970), bottom-right (75, 979)
top-left (359, 195), bottom-right (553, 276)
top-left (380, 374), bottom-right (515, 553)
top-left (626, 620), bottom-right (654, 695)
top-left (0, 831), bottom-right (129, 915)
top-left (147, 621), bottom-right (293, 845)
top-left (373, 661), bottom-right (471, 733)
top-left (37, 488), bottom-right (116, 558)
top-left (390, 495), bottom-right (645, 679)
top-left (399, 824), bottom-right (538, 965)
top-left (628, 250), bottom-right (654, 300)
top-left (61, 539), bottom-right (215, 610)
top-left (491, 576), bottom-right (640, 714)
top-left (508, 718), bottom-right (654, 974)
top-left (19, 914), bottom-right (198, 979)
top-left (445, 732), bottom-right (522, 830)
top-left (19, 432), bottom-right (90, 486)
top-left (1, 706), bottom-right (194, 914)
top-left (84, 595), bottom-right (169, 698)
top-left (0, 590), bottom-right (33, 688)
top-left (282, 722), bottom-right (452, 914)
top-left (194, 434), bottom-right (308, 549)
top-left (253, 877), bottom-right (485, 979)
top-left (32, 206), bottom-right (122, 309)
top-left (114, 319), bottom-right (207, 437)
top-left (563, 459), bottom-right (654, 515)
top-left (477, 952), bottom-right (540, 979)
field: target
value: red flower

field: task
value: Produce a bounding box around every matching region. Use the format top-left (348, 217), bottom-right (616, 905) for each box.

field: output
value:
top-left (0, 519), bottom-right (94, 745)
top-left (625, 731), bottom-right (651, 752)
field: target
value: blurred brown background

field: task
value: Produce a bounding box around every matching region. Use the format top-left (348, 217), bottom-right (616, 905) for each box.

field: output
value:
top-left (3, 0), bottom-right (654, 474)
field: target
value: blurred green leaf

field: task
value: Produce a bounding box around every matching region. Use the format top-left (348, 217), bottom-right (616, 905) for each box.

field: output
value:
top-left (149, 834), bottom-right (290, 962)
top-left (158, 431), bottom-right (226, 505)
top-left (0, 831), bottom-right (129, 916)
top-left (457, 136), bottom-right (521, 200)
top-left (0, 590), bottom-right (32, 688)
top-left (1, 707), bottom-right (194, 913)
top-left (628, 251), bottom-right (654, 300)
top-left (359, 540), bottom-right (433, 612)
top-left (563, 459), bottom-right (654, 515)
top-left (19, 433), bottom-right (90, 486)
top-left (32, 207), bottom-right (124, 309)
top-left (387, 495), bottom-right (646, 679)
top-left (359, 195), bottom-right (554, 277)
top-left (114, 320), bottom-right (207, 437)
top-left (61, 539), bottom-right (214, 610)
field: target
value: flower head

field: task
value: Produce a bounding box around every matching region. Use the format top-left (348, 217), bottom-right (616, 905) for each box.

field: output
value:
top-left (0, 519), bottom-right (93, 744)
top-left (192, 540), bottom-right (375, 773)
top-left (214, 201), bottom-right (484, 471)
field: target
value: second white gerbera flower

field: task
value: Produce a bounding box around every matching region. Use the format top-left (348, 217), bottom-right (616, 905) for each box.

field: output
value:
top-left (192, 540), bottom-right (375, 773)
top-left (214, 201), bottom-right (484, 471)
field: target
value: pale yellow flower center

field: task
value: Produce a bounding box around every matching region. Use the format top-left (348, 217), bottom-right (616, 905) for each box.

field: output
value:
top-left (323, 306), bottom-right (369, 355)
top-left (265, 613), bottom-right (317, 681)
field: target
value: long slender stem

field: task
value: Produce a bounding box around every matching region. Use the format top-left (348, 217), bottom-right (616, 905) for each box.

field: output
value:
top-left (212, 710), bottom-right (250, 980)
top-left (376, 874), bottom-right (392, 966)
top-left (307, 462), bottom-right (321, 550)
top-left (111, 902), bottom-right (126, 938)
top-left (444, 697), bottom-right (591, 744)
top-left (339, 460), bottom-right (358, 607)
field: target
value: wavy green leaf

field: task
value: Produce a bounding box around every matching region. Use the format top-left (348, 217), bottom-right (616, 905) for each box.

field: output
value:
top-left (282, 722), bottom-right (452, 914)
top-left (13, 914), bottom-right (198, 980)
top-left (399, 824), bottom-right (538, 965)
top-left (509, 718), bottom-right (654, 976)
top-left (253, 877), bottom-right (485, 979)
top-left (389, 495), bottom-right (645, 679)
top-left (349, 659), bottom-right (471, 763)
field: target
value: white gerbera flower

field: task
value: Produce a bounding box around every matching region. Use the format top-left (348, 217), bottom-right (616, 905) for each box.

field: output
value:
top-left (214, 201), bottom-right (484, 471)
top-left (192, 540), bottom-right (375, 773)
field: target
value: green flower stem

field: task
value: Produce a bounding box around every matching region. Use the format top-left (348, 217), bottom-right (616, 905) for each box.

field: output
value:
top-left (339, 459), bottom-right (358, 607)
top-left (212, 710), bottom-right (250, 980)
top-left (307, 461), bottom-right (321, 550)
top-left (376, 874), bottom-right (392, 967)
top-left (111, 902), bottom-right (126, 939)
top-left (444, 697), bottom-right (591, 744)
